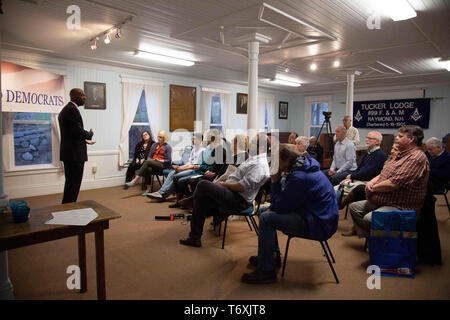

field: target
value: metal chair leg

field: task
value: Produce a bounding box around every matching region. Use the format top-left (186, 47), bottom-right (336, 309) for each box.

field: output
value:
top-left (324, 240), bottom-right (335, 263)
top-left (221, 218), bottom-right (228, 249)
top-left (320, 241), bottom-right (339, 284)
top-left (249, 216), bottom-right (259, 236)
top-left (281, 236), bottom-right (292, 277)
top-left (344, 205), bottom-right (349, 219)
top-left (244, 216), bottom-right (253, 232)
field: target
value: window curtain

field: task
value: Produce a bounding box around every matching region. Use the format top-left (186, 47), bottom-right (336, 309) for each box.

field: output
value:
top-left (2, 112), bottom-right (16, 170)
top-left (201, 91), bottom-right (214, 133)
top-left (219, 92), bottom-right (230, 133)
top-left (51, 113), bottom-right (62, 167)
top-left (144, 84), bottom-right (164, 141)
top-left (258, 95), bottom-right (275, 132)
top-left (118, 82), bottom-right (144, 166)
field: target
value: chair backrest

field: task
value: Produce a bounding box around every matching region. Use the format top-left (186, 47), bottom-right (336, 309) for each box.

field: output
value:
top-left (381, 134), bottom-right (394, 156)
top-left (254, 178), bottom-right (271, 211)
top-left (181, 146), bottom-right (193, 165)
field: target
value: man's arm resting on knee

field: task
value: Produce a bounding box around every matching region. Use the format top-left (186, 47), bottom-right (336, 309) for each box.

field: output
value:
top-left (217, 181), bottom-right (245, 193)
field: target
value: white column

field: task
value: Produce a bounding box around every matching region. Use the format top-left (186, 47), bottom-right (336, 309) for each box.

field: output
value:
top-left (247, 40), bottom-right (259, 139)
top-left (346, 73), bottom-right (355, 117)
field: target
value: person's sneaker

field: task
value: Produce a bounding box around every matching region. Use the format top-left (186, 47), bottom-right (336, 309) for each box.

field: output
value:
top-left (248, 254), bottom-right (282, 269)
top-left (241, 269), bottom-right (276, 284)
top-left (147, 192), bottom-right (163, 199)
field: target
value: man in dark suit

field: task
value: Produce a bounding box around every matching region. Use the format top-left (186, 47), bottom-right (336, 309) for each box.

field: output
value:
top-left (58, 88), bottom-right (94, 203)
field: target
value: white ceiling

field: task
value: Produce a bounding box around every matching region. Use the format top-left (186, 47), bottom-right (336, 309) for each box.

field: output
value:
top-left (1, 0), bottom-right (450, 93)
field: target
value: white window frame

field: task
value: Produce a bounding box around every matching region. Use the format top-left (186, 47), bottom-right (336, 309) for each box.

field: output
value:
top-left (6, 114), bottom-right (60, 172)
top-left (209, 94), bottom-right (223, 134)
top-left (304, 95), bottom-right (332, 138)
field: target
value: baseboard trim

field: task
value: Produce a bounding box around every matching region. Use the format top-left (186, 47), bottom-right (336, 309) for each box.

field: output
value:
top-left (5, 175), bottom-right (126, 200)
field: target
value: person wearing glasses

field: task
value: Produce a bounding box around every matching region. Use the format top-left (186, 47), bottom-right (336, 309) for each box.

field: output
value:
top-left (125, 130), bottom-right (172, 195)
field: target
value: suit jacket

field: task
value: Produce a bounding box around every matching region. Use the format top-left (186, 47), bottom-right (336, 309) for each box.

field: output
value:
top-left (58, 102), bottom-right (93, 162)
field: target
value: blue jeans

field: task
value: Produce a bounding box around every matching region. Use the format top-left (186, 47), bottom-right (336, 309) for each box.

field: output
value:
top-left (158, 169), bottom-right (195, 197)
top-left (257, 211), bottom-right (309, 271)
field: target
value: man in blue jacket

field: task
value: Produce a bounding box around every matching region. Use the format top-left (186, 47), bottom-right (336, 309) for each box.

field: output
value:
top-left (241, 144), bottom-right (339, 284)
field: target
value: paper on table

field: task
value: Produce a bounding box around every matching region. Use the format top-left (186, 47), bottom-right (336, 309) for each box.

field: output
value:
top-left (45, 208), bottom-right (98, 226)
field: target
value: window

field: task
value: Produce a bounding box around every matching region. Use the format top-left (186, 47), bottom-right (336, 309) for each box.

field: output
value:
top-left (264, 104), bottom-right (270, 133)
top-left (310, 103), bottom-right (329, 138)
top-left (128, 90), bottom-right (152, 159)
top-left (210, 94), bottom-right (223, 135)
top-left (304, 96), bottom-right (332, 139)
top-left (9, 112), bottom-right (59, 170)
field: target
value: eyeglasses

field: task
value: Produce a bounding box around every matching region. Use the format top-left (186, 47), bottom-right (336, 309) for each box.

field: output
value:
top-left (366, 137), bottom-right (378, 140)
top-left (157, 136), bottom-right (163, 138)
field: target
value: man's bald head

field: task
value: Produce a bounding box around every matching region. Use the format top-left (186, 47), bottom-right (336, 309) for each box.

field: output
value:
top-left (70, 88), bottom-right (86, 106)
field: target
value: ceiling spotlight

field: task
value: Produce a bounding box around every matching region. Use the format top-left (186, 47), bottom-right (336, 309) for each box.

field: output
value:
top-left (284, 67), bottom-right (290, 73)
top-left (310, 63), bottom-right (317, 71)
top-left (90, 39), bottom-right (97, 50)
top-left (333, 60), bottom-right (340, 67)
top-left (115, 28), bottom-right (122, 39)
top-left (104, 33), bottom-right (111, 44)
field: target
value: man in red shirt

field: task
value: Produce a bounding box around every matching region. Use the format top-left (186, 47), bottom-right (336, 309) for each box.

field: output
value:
top-left (347, 125), bottom-right (429, 237)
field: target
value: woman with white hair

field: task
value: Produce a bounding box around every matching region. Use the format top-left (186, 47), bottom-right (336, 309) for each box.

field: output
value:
top-left (125, 130), bottom-right (172, 195)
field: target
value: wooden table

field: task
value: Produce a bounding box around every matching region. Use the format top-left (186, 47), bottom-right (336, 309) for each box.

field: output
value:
top-left (0, 200), bottom-right (121, 300)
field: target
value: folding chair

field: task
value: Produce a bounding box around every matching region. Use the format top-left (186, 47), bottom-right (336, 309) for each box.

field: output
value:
top-left (217, 178), bottom-right (270, 249)
top-left (281, 233), bottom-right (339, 284)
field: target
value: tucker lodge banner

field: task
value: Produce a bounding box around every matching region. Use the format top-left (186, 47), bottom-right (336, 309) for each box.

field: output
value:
top-left (1, 61), bottom-right (65, 113)
top-left (353, 98), bottom-right (430, 129)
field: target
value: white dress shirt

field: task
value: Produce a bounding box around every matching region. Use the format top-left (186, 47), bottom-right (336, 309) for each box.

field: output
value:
top-left (227, 153), bottom-right (270, 204)
top-left (330, 137), bottom-right (357, 173)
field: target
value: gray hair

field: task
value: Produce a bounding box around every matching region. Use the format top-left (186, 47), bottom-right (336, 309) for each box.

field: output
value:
top-left (426, 137), bottom-right (443, 148)
top-left (295, 136), bottom-right (309, 147)
top-left (369, 131), bottom-right (383, 144)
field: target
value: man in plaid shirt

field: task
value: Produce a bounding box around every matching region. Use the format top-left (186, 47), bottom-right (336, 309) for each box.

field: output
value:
top-left (346, 125), bottom-right (429, 238)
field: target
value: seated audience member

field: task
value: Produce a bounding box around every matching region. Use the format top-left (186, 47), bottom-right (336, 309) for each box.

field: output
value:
top-left (336, 131), bottom-right (387, 204)
top-left (288, 132), bottom-right (298, 145)
top-left (425, 137), bottom-right (450, 193)
top-left (147, 133), bottom-right (204, 200)
top-left (124, 131), bottom-right (153, 187)
top-left (241, 144), bottom-right (339, 284)
top-left (346, 125), bottom-right (429, 238)
top-left (322, 126), bottom-right (357, 186)
top-left (170, 129), bottom-right (226, 208)
top-left (178, 134), bottom-right (250, 210)
top-left (340, 142), bottom-right (399, 215)
top-left (179, 133), bottom-right (270, 248)
top-left (294, 136), bottom-right (313, 157)
top-left (125, 130), bottom-right (172, 195)
top-left (307, 136), bottom-right (323, 164)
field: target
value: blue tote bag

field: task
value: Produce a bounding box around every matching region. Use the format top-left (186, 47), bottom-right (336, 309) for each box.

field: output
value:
top-left (369, 211), bottom-right (417, 278)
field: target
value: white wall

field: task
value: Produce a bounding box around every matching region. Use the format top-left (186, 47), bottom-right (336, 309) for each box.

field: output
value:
top-left (2, 50), bottom-right (295, 199)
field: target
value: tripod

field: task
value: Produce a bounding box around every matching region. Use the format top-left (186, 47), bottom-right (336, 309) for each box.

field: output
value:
top-left (317, 113), bottom-right (334, 157)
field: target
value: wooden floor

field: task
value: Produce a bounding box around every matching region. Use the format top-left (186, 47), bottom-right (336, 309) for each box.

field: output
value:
top-left (5, 184), bottom-right (450, 300)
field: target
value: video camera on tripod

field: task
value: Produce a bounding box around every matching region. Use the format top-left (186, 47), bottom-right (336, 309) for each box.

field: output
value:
top-left (317, 111), bottom-right (334, 159)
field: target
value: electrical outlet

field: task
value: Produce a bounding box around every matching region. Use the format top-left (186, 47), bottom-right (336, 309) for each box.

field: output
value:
top-left (92, 165), bottom-right (98, 174)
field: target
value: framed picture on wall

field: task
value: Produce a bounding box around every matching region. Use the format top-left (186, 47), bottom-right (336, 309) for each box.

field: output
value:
top-left (236, 93), bottom-right (248, 114)
top-left (279, 101), bottom-right (288, 119)
top-left (170, 84), bottom-right (196, 131)
top-left (84, 82), bottom-right (106, 109)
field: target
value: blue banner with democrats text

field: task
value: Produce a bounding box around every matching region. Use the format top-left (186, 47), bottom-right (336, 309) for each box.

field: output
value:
top-left (353, 98), bottom-right (430, 129)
